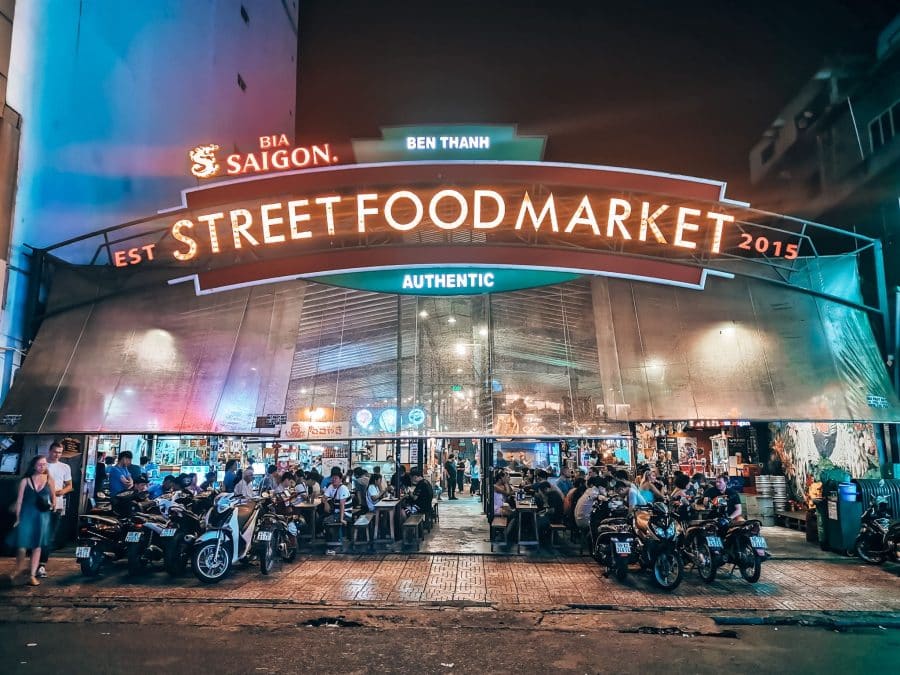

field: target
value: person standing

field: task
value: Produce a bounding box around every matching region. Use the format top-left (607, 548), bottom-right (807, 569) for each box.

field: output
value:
top-left (222, 459), bottom-right (240, 493)
top-left (444, 454), bottom-right (457, 500)
top-left (94, 451), bottom-right (108, 497)
top-left (38, 442), bottom-right (73, 578)
top-left (8, 455), bottom-right (57, 586)
top-left (456, 457), bottom-right (466, 495)
top-left (470, 459), bottom-right (481, 497)
top-left (108, 451), bottom-right (134, 496)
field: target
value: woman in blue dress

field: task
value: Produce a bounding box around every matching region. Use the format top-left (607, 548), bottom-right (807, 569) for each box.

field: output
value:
top-left (9, 454), bottom-right (57, 586)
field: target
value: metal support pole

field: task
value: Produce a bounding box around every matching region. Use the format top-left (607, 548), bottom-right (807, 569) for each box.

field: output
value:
top-left (873, 240), bottom-right (891, 361)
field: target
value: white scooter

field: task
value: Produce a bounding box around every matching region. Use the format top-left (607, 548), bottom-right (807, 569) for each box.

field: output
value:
top-left (190, 493), bottom-right (261, 583)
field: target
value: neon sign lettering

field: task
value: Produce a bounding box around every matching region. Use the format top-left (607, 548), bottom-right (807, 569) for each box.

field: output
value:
top-left (167, 188), bottom-right (735, 262)
top-left (188, 134), bottom-right (337, 179)
top-left (405, 135), bottom-right (491, 150)
top-left (401, 272), bottom-right (495, 290)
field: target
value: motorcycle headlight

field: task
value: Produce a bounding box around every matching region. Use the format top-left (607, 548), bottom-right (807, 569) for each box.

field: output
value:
top-left (653, 523), bottom-right (676, 538)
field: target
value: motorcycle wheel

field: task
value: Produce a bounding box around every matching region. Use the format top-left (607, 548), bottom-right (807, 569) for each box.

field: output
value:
top-left (591, 536), bottom-right (604, 564)
top-left (164, 533), bottom-right (189, 577)
top-left (652, 551), bottom-right (683, 590)
top-left (79, 547), bottom-right (103, 577)
top-left (192, 541), bottom-right (232, 584)
top-left (260, 531), bottom-right (278, 575)
top-left (737, 541), bottom-right (762, 583)
top-left (614, 559), bottom-right (628, 582)
top-left (280, 534), bottom-right (298, 563)
top-left (695, 541), bottom-right (717, 583)
top-left (127, 541), bottom-right (149, 576)
top-left (854, 535), bottom-right (885, 565)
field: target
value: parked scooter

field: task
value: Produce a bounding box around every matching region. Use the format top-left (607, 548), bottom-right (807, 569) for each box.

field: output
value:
top-left (190, 493), bottom-right (262, 583)
top-left (254, 492), bottom-right (299, 575)
top-left (75, 490), bottom-right (156, 576)
top-left (633, 502), bottom-right (684, 590)
top-left (161, 490), bottom-right (218, 577)
top-left (704, 494), bottom-right (768, 583)
top-left (854, 496), bottom-right (900, 565)
top-left (675, 502), bottom-right (725, 583)
top-left (589, 495), bottom-right (636, 581)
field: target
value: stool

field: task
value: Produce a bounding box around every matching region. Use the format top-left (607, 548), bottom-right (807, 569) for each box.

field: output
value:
top-left (402, 514), bottom-right (425, 550)
top-left (490, 517), bottom-right (508, 552)
top-left (324, 520), bottom-right (344, 551)
top-left (352, 514), bottom-right (373, 552)
top-left (550, 522), bottom-right (567, 547)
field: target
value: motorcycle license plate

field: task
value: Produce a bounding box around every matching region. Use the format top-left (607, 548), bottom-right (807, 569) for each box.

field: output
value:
top-left (750, 536), bottom-right (767, 549)
top-left (161, 528), bottom-right (176, 537)
top-left (125, 531), bottom-right (142, 543)
top-left (706, 536), bottom-right (723, 548)
top-left (257, 531), bottom-right (273, 541)
top-left (75, 546), bottom-right (92, 559)
top-left (614, 542), bottom-right (631, 555)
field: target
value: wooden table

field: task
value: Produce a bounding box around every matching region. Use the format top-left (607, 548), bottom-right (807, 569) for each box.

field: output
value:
top-left (374, 499), bottom-right (402, 546)
top-left (293, 501), bottom-right (319, 545)
top-left (515, 500), bottom-right (539, 554)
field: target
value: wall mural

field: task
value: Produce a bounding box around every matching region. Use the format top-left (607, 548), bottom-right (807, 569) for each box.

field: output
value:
top-left (769, 422), bottom-right (880, 501)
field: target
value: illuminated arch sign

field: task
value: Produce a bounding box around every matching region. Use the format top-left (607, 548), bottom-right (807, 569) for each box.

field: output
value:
top-left (104, 160), bottom-right (805, 297)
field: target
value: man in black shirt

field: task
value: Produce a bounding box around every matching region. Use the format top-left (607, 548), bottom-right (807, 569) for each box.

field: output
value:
top-left (408, 468), bottom-right (434, 518)
top-left (535, 481), bottom-right (564, 546)
top-left (703, 474), bottom-right (743, 521)
top-left (444, 454), bottom-right (457, 500)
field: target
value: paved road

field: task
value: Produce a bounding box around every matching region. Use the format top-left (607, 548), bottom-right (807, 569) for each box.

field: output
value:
top-left (1, 617), bottom-right (898, 674)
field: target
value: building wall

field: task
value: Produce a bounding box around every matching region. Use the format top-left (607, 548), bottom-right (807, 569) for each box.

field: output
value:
top-left (0, 0), bottom-right (19, 400)
top-left (0, 0), bottom-right (300, 401)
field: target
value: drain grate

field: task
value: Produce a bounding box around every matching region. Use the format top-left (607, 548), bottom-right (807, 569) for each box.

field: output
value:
top-left (620, 626), bottom-right (739, 639)
top-left (301, 617), bottom-right (364, 628)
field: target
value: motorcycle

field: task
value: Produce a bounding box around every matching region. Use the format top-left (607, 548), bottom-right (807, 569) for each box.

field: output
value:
top-left (161, 490), bottom-right (218, 577)
top-left (190, 493), bottom-right (262, 583)
top-left (75, 490), bottom-right (155, 576)
top-left (589, 496), bottom-right (636, 581)
top-left (633, 502), bottom-right (683, 591)
top-left (703, 492), bottom-right (768, 583)
top-left (675, 501), bottom-right (725, 583)
top-left (854, 497), bottom-right (900, 565)
top-left (124, 494), bottom-right (180, 576)
top-left (254, 492), bottom-right (300, 575)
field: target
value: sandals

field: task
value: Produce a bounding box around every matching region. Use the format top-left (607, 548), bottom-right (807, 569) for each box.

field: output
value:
top-left (27, 576), bottom-right (40, 587)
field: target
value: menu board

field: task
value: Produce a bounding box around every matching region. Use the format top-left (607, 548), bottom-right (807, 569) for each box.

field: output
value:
top-left (656, 437), bottom-right (679, 462)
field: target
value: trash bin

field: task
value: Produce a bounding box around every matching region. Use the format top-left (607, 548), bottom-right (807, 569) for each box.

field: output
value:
top-left (814, 499), bottom-right (828, 551)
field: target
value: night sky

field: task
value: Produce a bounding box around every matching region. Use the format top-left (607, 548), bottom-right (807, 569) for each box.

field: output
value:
top-left (295, 0), bottom-right (896, 203)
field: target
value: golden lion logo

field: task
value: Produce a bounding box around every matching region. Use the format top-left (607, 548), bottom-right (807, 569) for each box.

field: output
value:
top-left (189, 143), bottom-right (220, 179)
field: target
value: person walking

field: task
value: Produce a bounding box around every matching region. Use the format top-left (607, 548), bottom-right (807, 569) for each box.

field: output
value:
top-left (38, 442), bottom-right (72, 578)
top-left (8, 455), bottom-right (57, 586)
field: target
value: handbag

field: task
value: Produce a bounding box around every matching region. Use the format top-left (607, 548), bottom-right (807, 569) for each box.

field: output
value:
top-left (31, 478), bottom-right (53, 512)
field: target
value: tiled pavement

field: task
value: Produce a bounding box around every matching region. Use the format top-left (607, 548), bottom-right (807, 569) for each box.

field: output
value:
top-left (2, 552), bottom-right (898, 613)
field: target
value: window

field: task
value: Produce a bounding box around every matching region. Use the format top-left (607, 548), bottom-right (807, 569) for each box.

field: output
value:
top-left (869, 105), bottom-right (897, 153)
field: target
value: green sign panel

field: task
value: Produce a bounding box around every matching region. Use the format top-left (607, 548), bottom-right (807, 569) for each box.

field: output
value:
top-left (312, 267), bottom-right (580, 295)
top-left (351, 124), bottom-right (546, 163)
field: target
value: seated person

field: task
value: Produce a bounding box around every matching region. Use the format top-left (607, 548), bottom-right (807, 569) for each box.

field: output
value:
top-left (232, 468), bottom-right (256, 499)
top-left (669, 473), bottom-right (694, 520)
top-left (199, 471), bottom-right (217, 492)
top-left (367, 473), bottom-right (387, 512)
top-left (148, 475), bottom-right (178, 499)
top-left (574, 476), bottom-right (604, 532)
top-left (404, 468), bottom-right (433, 517)
top-left (322, 467), bottom-right (351, 544)
top-left (535, 481), bottom-right (564, 545)
top-left (703, 474), bottom-right (743, 522)
top-left (492, 470), bottom-right (517, 545)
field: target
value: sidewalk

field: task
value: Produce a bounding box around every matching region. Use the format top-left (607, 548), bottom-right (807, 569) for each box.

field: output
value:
top-left (2, 547), bottom-right (897, 613)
